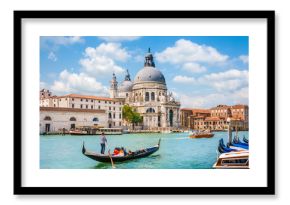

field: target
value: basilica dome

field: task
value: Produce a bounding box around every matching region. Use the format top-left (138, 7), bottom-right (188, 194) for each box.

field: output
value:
top-left (134, 48), bottom-right (166, 84)
top-left (134, 66), bottom-right (166, 84)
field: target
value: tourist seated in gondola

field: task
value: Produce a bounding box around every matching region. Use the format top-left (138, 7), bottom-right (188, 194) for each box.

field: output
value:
top-left (113, 147), bottom-right (121, 155)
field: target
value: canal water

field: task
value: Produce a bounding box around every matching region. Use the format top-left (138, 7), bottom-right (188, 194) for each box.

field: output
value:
top-left (40, 131), bottom-right (249, 169)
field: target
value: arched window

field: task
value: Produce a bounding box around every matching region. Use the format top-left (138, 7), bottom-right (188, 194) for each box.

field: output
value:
top-left (151, 92), bottom-right (155, 101)
top-left (169, 110), bottom-right (173, 127)
top-left (146, 108), bottom-right (155, 113)
top-left (108, 113), bottom-right (112, 119)
top-left (44, 116), bottom-right (52, 121)
top-left (70, 117), bottom-right (76, 121)
top-left (145, 92), bottom-right (149, 101)
top-left (93, 117), bottom-right (99, 122)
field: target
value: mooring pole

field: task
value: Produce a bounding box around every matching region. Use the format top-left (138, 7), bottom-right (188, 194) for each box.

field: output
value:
top-left (227, 117), bottom-right (232, 145)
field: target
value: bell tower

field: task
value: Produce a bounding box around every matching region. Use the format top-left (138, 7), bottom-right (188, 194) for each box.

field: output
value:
top-left (144, 48), bottom-right (155, 67)
top-left (109, 73), bottom-right (118, 98)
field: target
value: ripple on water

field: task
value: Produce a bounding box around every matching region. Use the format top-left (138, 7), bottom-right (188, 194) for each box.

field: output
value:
top-left (40, 131), bottom-right (249, 169)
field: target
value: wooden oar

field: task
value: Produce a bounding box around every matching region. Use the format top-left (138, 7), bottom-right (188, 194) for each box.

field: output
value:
top-left (108, 149), bottom-right (116, 169)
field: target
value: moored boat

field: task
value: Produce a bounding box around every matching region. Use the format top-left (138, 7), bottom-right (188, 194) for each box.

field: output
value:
top-left (82, 139), bottom-right (161, 163)
top-left (70, 127), bottom-right (123, 135)
top-left (213, 151), bottom-right (249, 169)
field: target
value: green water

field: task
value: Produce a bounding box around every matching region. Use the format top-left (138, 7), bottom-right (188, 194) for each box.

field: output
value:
top-left (40, 131), bottom-right (249, 169)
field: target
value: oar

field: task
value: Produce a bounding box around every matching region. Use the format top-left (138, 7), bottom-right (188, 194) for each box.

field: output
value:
top-left (108, 149), bottom-right (116, 169)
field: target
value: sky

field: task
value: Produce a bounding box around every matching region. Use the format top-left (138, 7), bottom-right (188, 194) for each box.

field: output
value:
top-left (40, 36), bottom-right (249, 108)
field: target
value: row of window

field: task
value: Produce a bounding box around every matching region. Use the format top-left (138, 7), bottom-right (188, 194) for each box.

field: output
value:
top-left (108, 113), bottom-right (122, 119)
top-left (44, 116), bottom-right (99, 122)
top-left (194, 121), bottom-right (227, 125)
top-left (71, 104), bottom-right (122, 111)
top-left (60, 98), bottom-right (121, 105)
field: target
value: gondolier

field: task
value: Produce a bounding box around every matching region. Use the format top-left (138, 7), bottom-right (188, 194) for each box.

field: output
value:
top-left (100, 132), bottom-right (107, 154)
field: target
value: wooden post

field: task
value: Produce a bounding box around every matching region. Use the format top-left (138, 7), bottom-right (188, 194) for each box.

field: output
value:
top-left (228, 118), bottom-right (232, 144)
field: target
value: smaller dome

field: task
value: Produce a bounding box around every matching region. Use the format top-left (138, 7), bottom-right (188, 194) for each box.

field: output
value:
top-left (119, 80), bottom-right (133, 92)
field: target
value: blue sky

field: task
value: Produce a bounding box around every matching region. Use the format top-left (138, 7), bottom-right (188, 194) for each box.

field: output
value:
top-left (40, 36), bottom-right (249, 108)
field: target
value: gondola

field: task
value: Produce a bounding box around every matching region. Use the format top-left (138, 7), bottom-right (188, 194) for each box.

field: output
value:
top-left (82, 139), bottom-right (161, 163)
top-left (218, 139), bottom-right (238, 153)
top-left (228, 141), bottom-right (249, 150)
top-left (233, 136), bottom-right (248, 146)
top-left (243, 136), bottom-right (249, 144)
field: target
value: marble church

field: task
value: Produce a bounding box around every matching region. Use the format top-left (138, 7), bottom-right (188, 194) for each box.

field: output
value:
top-left (109, 49), bottom-right (181, 129)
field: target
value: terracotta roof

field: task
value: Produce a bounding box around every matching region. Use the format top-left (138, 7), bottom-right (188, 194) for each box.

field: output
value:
top-left (211, 104), bottom-right (248, 110)
top-left (180, 108), bottom-right (194, 111)
top-left (231, 104), bottom-right (248, 109)
top-left (205, 117), bottom-right (223, 121)
top-left (191, 109), bottom-right (211, 114)
top-left (40, 107), bottom-right (106, 113)
top-left (181, 108), bottom-right (211, 114)
top-left (58, 94), bottom-right (122, 102)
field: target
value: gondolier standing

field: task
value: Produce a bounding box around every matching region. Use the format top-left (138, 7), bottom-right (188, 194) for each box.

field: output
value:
top-left (100, 132), bottom-right (107, 154)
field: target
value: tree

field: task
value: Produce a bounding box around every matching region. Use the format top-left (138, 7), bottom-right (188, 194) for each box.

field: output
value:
top-left (122, 104), bottom-right (143, 130)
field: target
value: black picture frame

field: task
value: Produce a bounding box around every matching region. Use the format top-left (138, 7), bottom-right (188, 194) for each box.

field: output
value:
top-left (14, 10), bottom-right (275, 195)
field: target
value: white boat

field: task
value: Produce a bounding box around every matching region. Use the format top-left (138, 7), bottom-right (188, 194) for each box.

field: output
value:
top-left (161, 130), bottom-right (172, 134)
top-left (70, 127), bottom-right (123, 135)
top-left (213, 151), bottom-right (249, 169)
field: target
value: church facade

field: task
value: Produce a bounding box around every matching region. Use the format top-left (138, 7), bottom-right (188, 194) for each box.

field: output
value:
top-left (109, 49), bottom-right (181, 129)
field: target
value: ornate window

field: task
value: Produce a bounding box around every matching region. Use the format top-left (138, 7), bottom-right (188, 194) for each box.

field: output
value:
top-left (93, 117), bottom-right (99, 122)
top-left (70, 117), bottom-right (76, 121)
top-left (151, 92), bottom-right (155, 101)
top-left (44, 116), bottom-right (51, 121)
top-left (146, 108), bottom-right (155, 113)
top-left (145, 92), bottom-right (149, 101)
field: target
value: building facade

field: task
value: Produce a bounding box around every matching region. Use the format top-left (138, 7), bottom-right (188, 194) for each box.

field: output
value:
top-left (40, 107), bottom-right (107, 134)
top-left (109, 49), bottom-right (181, 129)
top-left (180, 104), bottom-right (249, 131)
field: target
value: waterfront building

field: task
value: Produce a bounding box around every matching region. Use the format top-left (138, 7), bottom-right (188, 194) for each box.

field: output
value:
top-left (40, 107), bottom-right (107, 134)
top-left (40, 94), bottom-right (124, 132)
top-left (180, 104), bottom-right (249, 131)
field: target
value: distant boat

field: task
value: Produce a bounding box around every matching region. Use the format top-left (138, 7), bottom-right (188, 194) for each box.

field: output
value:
top-left (69, 130), bottom-right (88, 135)
top-left (70, 127), bottom-right (123, 135)
top-left (161, 130), bottom-right (172, 134)
top-left (82, 139), bottom-right (161, 163)
top-left (189, 130), bottom-right (214, 138)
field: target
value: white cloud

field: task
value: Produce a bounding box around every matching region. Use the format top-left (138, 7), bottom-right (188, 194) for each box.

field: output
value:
top-left (239, 55), bottom-right (249, 64)
top-left (41, 36), bottom-right (84, 51)
top-left (84, 43), bottom-right (130, 62)
top-left (179, 87), bottom-right (249, 109)
top-left (98, 36), bottom-right (141, 42)
top-left (42, 36), bottom-right (83, 45)
top-left (40, 81), bottom-right (47, 89)
top-left (182, 62), bottom-right (206, 73)
top-left (80, 43), bottom-right (129, 77)
top-left (156, 39), bottom-right (228, 64)
top-left (51, 69), bottom-right (108, 96)
top-left (48, 52), bottom-right (57, 62)
top-left (173, 69), bottom-right (248, 90)
top-left (198, 69), bottom-right (248, 92)
top-left (173, 75), bottom-right (195, 83)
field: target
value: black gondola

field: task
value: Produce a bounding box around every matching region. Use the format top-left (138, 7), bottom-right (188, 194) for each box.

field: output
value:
top-left (243, 136), bottom-right (249, 144)
top-left (82, 139), bottom-right (161, 162)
